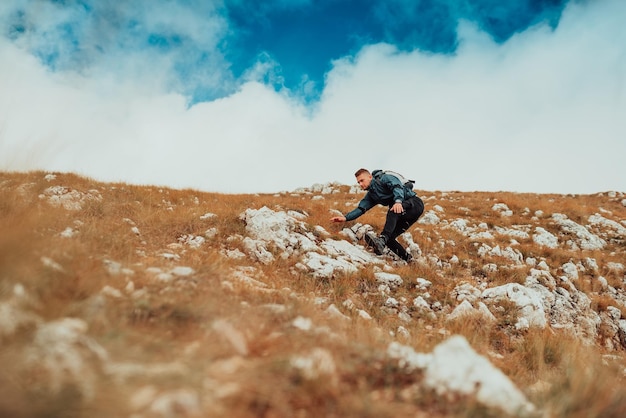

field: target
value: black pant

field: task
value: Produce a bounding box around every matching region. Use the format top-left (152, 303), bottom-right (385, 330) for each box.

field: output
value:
top-left (381, 196), bottom-right (424, 260)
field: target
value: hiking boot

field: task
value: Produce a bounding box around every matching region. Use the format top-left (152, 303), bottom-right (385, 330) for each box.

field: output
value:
top-left (365, 233), bottom-right (387, 255)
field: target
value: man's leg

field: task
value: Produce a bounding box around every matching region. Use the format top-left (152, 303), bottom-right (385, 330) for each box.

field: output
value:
top-left (386, 238), bottom-right (411, 261)
top-left (381, 197), bottom-right (424, 260)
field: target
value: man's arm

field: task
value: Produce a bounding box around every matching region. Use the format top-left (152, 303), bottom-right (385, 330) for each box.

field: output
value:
top-left (330, 195), bottom-right (374, 222)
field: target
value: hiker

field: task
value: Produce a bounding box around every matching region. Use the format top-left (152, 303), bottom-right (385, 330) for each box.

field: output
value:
top-left (330, 168), bottom-right (424, 262)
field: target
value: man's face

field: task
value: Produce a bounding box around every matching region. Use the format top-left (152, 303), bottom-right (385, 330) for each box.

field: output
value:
top-left (356, 172), bottom-right (372, 190)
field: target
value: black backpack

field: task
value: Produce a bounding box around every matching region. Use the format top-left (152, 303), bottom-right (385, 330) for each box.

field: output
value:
top-left (372, 169), bottom-right (415, 190)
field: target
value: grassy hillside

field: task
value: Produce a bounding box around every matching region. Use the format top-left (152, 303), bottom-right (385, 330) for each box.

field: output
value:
top-left (1, 170), bottom-right (625, 417)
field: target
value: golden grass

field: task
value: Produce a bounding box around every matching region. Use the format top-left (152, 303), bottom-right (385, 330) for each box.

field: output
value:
top-left (1, 170), bottom-right (625, 417)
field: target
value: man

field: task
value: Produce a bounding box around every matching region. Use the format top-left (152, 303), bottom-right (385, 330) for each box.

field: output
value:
top-left (331, 168), bottom-right (424, 262)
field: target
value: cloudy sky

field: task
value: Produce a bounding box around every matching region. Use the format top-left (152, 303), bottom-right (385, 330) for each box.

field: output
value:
top-left (0, 0), bottom-right (624, 194)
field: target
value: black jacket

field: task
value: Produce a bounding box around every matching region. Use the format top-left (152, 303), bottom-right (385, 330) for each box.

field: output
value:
top-left (344, 171), bottom-right (417, 221)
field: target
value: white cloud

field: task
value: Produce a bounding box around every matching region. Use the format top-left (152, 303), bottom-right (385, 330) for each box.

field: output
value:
top-left (0, 0), bottom-right (625, 194)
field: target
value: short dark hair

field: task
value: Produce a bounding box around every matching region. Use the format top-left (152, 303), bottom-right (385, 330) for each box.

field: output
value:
top-left (354, 168), bottom-right (370, 177)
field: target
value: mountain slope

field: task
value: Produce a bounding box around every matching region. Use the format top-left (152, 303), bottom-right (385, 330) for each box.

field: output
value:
top-left (1, 171), bottom-right (625, 417)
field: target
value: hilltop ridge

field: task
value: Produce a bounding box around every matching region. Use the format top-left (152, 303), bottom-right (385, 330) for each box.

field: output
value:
top-left (1, 171), bottom-right (625, 417)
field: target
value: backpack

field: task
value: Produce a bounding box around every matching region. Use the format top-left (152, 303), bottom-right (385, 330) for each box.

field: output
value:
top-left (372, 169), bottom-right (415, 190)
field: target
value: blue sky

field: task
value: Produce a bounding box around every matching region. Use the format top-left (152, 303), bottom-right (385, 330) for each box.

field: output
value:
top-left (0, 0), bottom-right (625, 194)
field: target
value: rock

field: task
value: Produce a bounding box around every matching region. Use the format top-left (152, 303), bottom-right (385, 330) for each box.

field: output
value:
top-left (418, 210), bottom-right (441, 225)
top-left (423, 336), bottom-right (535, 416)
top-left (292, 316), bottom-right (313, 331)
top-left (39, 186), bottom-right (102, 210)
top-left (358, 310), bottom-right (373, 320)
top-left (413, 296), bottom-right (431, 310)
top-left (415, 278), bottom-right (432, 291)
top-left (533, 227), bottom-right (558, 248)
top-left (290, 348), bottom-right (337, 384)
top-left (240, 206), bottom-right (318, 257)
top-left (24, 318), bottom-right (108, 400)
top-left (375, 272), bottom-right (403, 289)
top-left (325, 304), bottom-right (350, 321)
top-left (447, 300), bottom-right (496, 322)
top-left (387, 341), bottom-right (432, 372)
top-left (552, 213), bottom-right (606, 250)
top-left (588, 213), bottom-right (626, 239)
top-left (561, 262), bottom-right (579, 280)
top-left (482, 283), bottom-right (547, 329)
top-left (451, 283), bottom-right (481, 304)
top-left (0, 298), bottom-right (42, 340)
top-left (492, 203), bottom-right (513, 216)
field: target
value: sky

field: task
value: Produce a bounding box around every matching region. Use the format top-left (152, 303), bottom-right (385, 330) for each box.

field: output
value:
top-left (0, 0), bottom-right (624, 195)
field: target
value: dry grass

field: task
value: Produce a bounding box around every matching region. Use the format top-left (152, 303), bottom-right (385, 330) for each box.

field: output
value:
top-left (1, 170), bottom-right (625, 417)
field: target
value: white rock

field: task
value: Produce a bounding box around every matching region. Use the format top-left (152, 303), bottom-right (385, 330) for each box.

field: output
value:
top-left (41, 256), bottom-right (65, 272)
top-left (533, 227), bottom-right (558, 249)
top-left (561, 262), bottom-right (579, 280)
top-left (103, 259), bottom-right (123, 275)
top-left (358, 310), bottom-right (372, 320)
top-left (290, 348), bottom-right (337, 382)
top-left (398, 311), bottom-right (412, 322)
top-left (588, 213), bottom-right (626, 237)
top-left (501, 246), bottom-right (524, 264)
top-left (418, 210), bottom-right (441, 225)
top-left (424, 335), bottom-right (535, 416)
top-left (374, 272), bottom-right (403, 289)
top-left (160, 252), bottom-right (180, 260)
top-left (60, 227), bottom-right (76, 238)
top-left (292, 316), bottom-right (313, 331)
top-left (537, 260), bottom-right (550, 271)
top-left (40, 186), bottom-right (102, 210)
top-left (25, 318), bottom-right (108, 400)
top-left (170, 266), bottom-right (195, 277)
top-left (101, 286), bottom-right (123, 298)
top-left (223, 248), bottom-right (246, 259)
top-left (477, 302), bottom-right (497, 321)
top-left (413, 296), bottom-right (431, 310)
top-left (387, 341), bottom-right (432, 372)
top-left (241, 206), bottom-right (318, 255)
top-left (483, 263), bottom-right (498, 273)
top-left (596, 276), bottom-right (609, 290)
top-left (180, 234), bottom-right (205, 248)
top-left (447, 300), bottom-right (495, 322)
top-left (300, 251), bottom-right (359, 278)
top-left (552, 213), bottom-right (606, 250)
top-left (492, 203), bottom-right (513, 216)
top-left (242, 237), bottom-right (274, 264)
top-left (482, 283), bottom-right (547, 329)
top-left (397, 326), bottom-right (411, 339)
top-left (451, 283), bottom-right (481, 304)
top-left (0, 299), bottom-right (42, 338)
top-left (447, 300), bottom-right (476, 320)
top-left (325, 304), bottom-right (350, 321)
top-left (415, 278), bottom-right (432, 290)
top-left (494, 226), bottom-right (530, 240)
top-left (385, 297), bottom-right (399, 308)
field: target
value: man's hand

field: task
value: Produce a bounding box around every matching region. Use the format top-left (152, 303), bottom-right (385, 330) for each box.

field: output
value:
top-left (330, 216), bottom-right (346, 223)
top-left (391, 202), bottom-right (404, 214)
